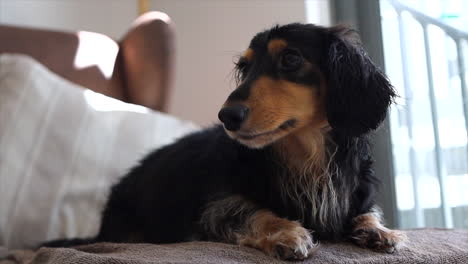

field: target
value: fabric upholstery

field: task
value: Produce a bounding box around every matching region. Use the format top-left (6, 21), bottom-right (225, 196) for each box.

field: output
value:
top-left (0, 54), bottom-right (197, 249)
top-left (1, 229), bottom-right (468, 264)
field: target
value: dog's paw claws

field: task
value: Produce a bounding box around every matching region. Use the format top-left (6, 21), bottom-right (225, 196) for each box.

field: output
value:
top-left (352, 228), bottom-right (406, 254)
top-left (271, 232), bottom-right (317, 260)
top-left (241, 224), bottom-right (318, 260)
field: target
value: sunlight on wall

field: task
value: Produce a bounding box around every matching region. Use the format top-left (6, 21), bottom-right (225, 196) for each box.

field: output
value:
top-left (74, 31), bottom-right (118, 79)
top-left (305, 0), bottom-right (331, 25)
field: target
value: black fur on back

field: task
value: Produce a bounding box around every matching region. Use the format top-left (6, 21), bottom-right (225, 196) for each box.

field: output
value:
top-left (43, 126), bottom-right (380, 246)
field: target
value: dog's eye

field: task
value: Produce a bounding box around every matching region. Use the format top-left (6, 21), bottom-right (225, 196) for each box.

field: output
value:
top-left (236, 58), bottom-right (249, 70)
top-left (235, 58), bottom-right (250, 80)
top-left (280, 49), bottom-right (303, 72)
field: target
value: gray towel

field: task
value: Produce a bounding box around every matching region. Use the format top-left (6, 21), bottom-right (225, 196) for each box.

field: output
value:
top-left (2, 229), bottom-right (468, 264)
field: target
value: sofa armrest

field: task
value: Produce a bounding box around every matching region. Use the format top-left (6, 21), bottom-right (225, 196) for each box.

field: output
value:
top-left (119, 11), bottom-right (174, 112)
top-left (0, 11), bottom-right (174, 112)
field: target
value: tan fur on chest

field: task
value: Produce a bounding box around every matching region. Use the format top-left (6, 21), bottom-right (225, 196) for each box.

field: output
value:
top-left (274, 125), bottom-right (330, 178)
top-left (273, 126), bottom-right (344, 226)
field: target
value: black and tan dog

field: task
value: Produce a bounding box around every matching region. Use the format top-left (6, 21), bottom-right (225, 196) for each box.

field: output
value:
top-left (43, 23), bottom-right (405, 260)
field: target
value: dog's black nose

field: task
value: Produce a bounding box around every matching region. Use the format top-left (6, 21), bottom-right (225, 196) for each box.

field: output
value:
top-left (218, 105), bottom-right (249, 131)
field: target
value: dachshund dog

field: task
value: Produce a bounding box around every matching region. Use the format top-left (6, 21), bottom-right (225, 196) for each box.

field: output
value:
top-left (43, 23), bottom-right (405, 260)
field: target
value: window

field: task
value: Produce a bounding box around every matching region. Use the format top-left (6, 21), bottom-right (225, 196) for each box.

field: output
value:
top-left (380, 0), bottom-right (468, 228)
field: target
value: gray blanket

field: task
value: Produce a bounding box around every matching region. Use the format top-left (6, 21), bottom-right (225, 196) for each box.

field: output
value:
top-left (1, 229), bottom-right (468, 264)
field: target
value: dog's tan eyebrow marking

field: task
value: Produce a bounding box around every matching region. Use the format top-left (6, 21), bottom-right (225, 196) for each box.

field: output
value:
top-left (268, 39), bottom-right (288, 56)
top-left (243, 48), bottom-right (254, 61)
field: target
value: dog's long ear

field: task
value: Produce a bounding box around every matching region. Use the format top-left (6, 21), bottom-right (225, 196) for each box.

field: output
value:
top-left (324, 26), bottom-right (396, 137)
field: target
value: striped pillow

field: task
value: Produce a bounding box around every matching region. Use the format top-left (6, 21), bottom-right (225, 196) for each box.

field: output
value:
top-left (0, 54), bottom-right (198, 249)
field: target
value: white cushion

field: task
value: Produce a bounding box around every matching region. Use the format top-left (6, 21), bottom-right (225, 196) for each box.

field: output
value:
top-left (0, 54), bottom-right (199, 249)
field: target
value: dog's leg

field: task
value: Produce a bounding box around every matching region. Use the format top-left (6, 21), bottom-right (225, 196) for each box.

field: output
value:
top-left (200, 195), bottom-right (317, 260)
top-left (350, 207), bottom-right (407, 253)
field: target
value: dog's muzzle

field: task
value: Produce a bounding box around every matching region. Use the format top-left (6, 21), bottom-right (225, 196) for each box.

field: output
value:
top-left (218, 104), bottom-right (249, 131)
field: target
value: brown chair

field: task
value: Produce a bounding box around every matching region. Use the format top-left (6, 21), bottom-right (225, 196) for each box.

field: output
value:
top-left (0, 11), bottom-right (174, 112)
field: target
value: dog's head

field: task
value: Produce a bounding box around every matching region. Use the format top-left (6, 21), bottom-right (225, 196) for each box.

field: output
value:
top-left (218, 23), bottom-right (396, 148)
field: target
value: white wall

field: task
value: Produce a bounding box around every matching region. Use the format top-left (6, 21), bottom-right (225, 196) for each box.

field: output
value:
top-left (0, 0), bottom-right (136, 39)
top-left (0, 0), bottom-right (331, 125)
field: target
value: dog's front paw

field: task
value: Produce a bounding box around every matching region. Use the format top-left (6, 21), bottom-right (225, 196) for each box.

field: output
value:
top-left (239, 220), bottom-right (317, 260)
top-left (268, 225), bottom-right (317, 260)
top-left (352, 227), bottom-right (406, 253)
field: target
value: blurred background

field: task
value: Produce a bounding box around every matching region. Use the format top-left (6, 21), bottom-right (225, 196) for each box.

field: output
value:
top-left (0, 0), bottom-right (331, 125)
top-left (0, 0), bottom-right (466, 230)
top-left (380, 0), bottom-right (468, 229)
